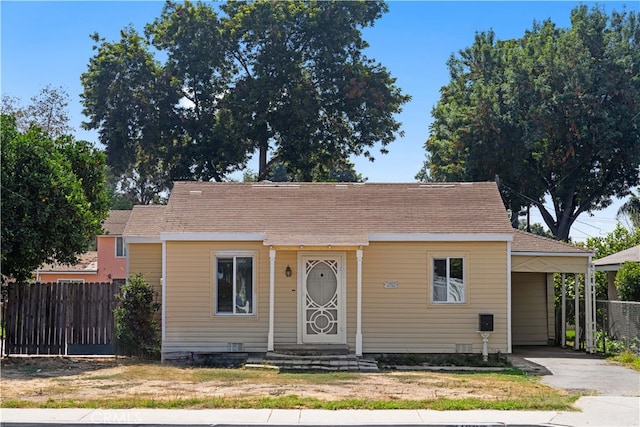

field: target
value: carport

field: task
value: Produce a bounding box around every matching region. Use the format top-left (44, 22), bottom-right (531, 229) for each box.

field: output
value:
top-left (511, 231), bottom-right (596, 352)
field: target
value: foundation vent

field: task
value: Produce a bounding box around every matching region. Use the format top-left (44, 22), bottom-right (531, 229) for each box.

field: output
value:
top-left (227, 342), bottom-right (244, 352)
top-left (455, 343), bottom-right (473, 353)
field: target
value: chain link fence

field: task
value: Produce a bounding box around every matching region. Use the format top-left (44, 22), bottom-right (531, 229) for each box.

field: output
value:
top-left (596, 300), bottom-right (640, 353)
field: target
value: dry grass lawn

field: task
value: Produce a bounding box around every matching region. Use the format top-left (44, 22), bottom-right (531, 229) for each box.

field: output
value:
top-left (0, 357), bottom-right (577, 410)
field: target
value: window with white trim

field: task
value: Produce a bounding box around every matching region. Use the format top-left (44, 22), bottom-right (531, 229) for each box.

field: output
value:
top-left (215, 253), bottom-right (254, 315)
top-left (432, 257), bottom-right (465, 303)
top-left (115, 236), bottom-right (127, 257)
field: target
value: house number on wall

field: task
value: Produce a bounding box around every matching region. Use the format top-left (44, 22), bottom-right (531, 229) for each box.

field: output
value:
top-left (383, 281), bottom-right (399, 289)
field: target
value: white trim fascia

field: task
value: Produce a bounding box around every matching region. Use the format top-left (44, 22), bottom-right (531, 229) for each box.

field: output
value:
top-left (368, 233), bottom-right (513, 242)
top-left (593, 265), bottom-right (621, 271)
top-left (125, 236), bottom-right (161, 244)
top-left (161, 232), bottom-right (265, 241)
top-left (512, 251), bottom-right (592, 257)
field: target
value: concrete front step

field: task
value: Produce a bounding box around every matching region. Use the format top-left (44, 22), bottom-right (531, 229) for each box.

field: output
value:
top-left (273, 344), bottom-right (350, 356)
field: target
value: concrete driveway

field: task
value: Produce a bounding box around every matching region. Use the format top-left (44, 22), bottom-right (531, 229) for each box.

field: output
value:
top-left (512, 346), bottom-right (640, 396)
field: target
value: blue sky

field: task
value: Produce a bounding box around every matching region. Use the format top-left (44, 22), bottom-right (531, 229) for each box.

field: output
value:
top-left (1, 1), bottom-right (636, 241)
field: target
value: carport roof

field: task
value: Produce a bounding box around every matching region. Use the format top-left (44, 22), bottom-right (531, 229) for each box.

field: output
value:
top-left (593, 245), bottom-right (640, 271)
top-left (511, 230), bottom-right (593, 256)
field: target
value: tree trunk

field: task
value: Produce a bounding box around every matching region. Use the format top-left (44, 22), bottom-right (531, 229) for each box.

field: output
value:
top-left (257, 122), bottom-right (269, 181)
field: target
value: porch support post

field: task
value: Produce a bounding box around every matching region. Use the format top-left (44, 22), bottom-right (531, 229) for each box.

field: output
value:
top-left (161, 240), bottom-right (167, 362)
top-left (561, 274), bottom-right (567, 348)
top-left (268, 248), bottom-right (276, 352)
top-left (356, 249), bottom-right (363, 357)
top-left (574, 273), bottom-right (580, 350)
top-left (585, 257), bottom-right (596, 354)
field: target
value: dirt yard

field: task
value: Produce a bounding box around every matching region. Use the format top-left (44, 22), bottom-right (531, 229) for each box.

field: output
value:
top-left (1, 356), bottom-right (559, 406)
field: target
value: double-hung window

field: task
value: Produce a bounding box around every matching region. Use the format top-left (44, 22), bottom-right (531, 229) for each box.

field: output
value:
top-left (115, 236), bottom-right (127, 258)
top-left (432, 257), bottom-right (465, 303)
top-left (215, 253), bottom-right (254, 315)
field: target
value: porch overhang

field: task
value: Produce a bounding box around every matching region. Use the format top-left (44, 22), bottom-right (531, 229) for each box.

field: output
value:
top-left (264, 233), bottom-right (369, 249)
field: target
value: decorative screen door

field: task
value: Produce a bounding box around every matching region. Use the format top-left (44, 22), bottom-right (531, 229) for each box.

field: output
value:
top-left (300, 255), bottom-right (345, 344)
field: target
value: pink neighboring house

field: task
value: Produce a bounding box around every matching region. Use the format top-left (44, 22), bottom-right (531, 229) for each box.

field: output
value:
top-left (34, 210), bottom-right (132, 284)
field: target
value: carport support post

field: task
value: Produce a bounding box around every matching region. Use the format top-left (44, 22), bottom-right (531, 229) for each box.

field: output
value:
top-left (574, 273), bottom-right (580, 350)
top-left (561, 274), bottom-right (566, 348)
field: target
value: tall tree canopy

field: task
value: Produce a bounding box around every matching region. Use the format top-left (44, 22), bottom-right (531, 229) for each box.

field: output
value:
top-left (420, 5), bottom-right (640, 241)
top-left (81, 0), bottom-right (409, 201)
top-left (1, 85), bottom-right (72, 138)
top-left (1, 114), bottom-right (110, 282)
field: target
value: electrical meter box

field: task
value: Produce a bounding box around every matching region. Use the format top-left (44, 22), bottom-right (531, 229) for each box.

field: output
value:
top-left (479, 314), bottom-right (494, 332)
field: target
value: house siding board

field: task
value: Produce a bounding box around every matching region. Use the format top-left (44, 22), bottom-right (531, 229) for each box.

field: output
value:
top-left (163, 241), bottom-right (270, 353)
top-left (359, 241), bottom-right (508, 353)
top-left (512, 272), bottom-right (548, 345)
top-left (511, 255), bottom-right (588, 273)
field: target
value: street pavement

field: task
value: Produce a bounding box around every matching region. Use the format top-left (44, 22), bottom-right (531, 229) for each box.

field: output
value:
top-left (2, 347), bottom-right (639, 427)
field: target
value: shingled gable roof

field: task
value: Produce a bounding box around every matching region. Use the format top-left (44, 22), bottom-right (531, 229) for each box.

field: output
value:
top-left (123, 205), bottom-right (166, 240)
top-left (593, 245), bottom-right (640, 270)
top-left (511, 229), bottom-right (593, 255)
top-left (101, 210), bottom-right (132, 235)
top-left (158, 181), bottom-right (514, 245)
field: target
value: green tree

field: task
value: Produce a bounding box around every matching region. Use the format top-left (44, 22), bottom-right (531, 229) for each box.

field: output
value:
top-left (81, 0), bottom-right (408, 192)
top-left (114, 273), bottom-right (160, 358)
top-left (421, 5), bottom-right (640, 241)
top-left (585, 224), bottom-right (640, 300)
top-left (1, 85), bottom-right (72, 138)
top-left (615, 262), bottom-right (640, 301)
top-left (81, 28), bottom-right (177, 205)
top-left (219, 0), bottom-right (409, 180)
top-left (1, 114), bottom-right (110, 282)
top-left (617, 193), bottom-right (640, 229)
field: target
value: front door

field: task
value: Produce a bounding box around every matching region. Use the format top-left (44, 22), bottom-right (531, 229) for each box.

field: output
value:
top-left (300, 254), bottom-right (345, 344)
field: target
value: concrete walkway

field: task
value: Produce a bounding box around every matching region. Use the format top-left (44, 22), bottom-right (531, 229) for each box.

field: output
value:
top-left (516, 346), bottom-right (640, 396)
top-left (2, 398), bottom-right (639, 427)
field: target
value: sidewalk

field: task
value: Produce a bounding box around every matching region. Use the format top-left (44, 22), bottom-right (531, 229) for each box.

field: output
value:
top-left (2, 396), bottom-right (639, 427)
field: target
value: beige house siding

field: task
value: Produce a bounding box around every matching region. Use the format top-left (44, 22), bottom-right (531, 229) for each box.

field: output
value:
top-left (127, 243), bottom-right (163, 301)
top-left (159, 240), bottom-right (509, 356)
top-left (163, 241), bottom-right (270, 354)
top-left (360, 241), bottom-right (509, 353)
top-left (511, 255), bottom-right (588, 273)
top-left (511, 272), bottom-right (549, 345)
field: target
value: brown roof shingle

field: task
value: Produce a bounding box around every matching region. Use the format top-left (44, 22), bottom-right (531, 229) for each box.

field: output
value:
top-left (511, 229), bottom-right (593, 254)
top-left (102, 210), bottom-right (132, 235)
top-left (593, 245), bottom-right (640, 266)
top-left (159, 181), bottom-right (514, 244)
top-left (38, 251), bottom-right (98, 273)
top-left (124, 205), bottom-right (167, 237)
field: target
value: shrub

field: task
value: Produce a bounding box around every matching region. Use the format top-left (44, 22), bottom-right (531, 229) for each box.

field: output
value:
top-left (114, 273), bottom-right (160, 358)
top-left (615, 262), bottom-right (640, 301)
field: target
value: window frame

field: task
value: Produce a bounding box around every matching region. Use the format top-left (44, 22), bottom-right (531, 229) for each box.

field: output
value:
top-left (115, 236), bottom-right (127, 258)
top-left (214, 251), bottom-right (256, 316)
top-left (430, 255), bottom-right (466, 304)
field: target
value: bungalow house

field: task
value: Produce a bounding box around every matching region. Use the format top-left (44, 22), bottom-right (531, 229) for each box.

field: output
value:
top-left (34, 210), bottom-right (131, 284)
top-left (123, 181), bottom-right (596, 362)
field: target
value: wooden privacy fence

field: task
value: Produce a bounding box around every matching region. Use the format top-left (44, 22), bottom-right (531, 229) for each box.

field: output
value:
top-left (3, 282), bottom-right (122, 356)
